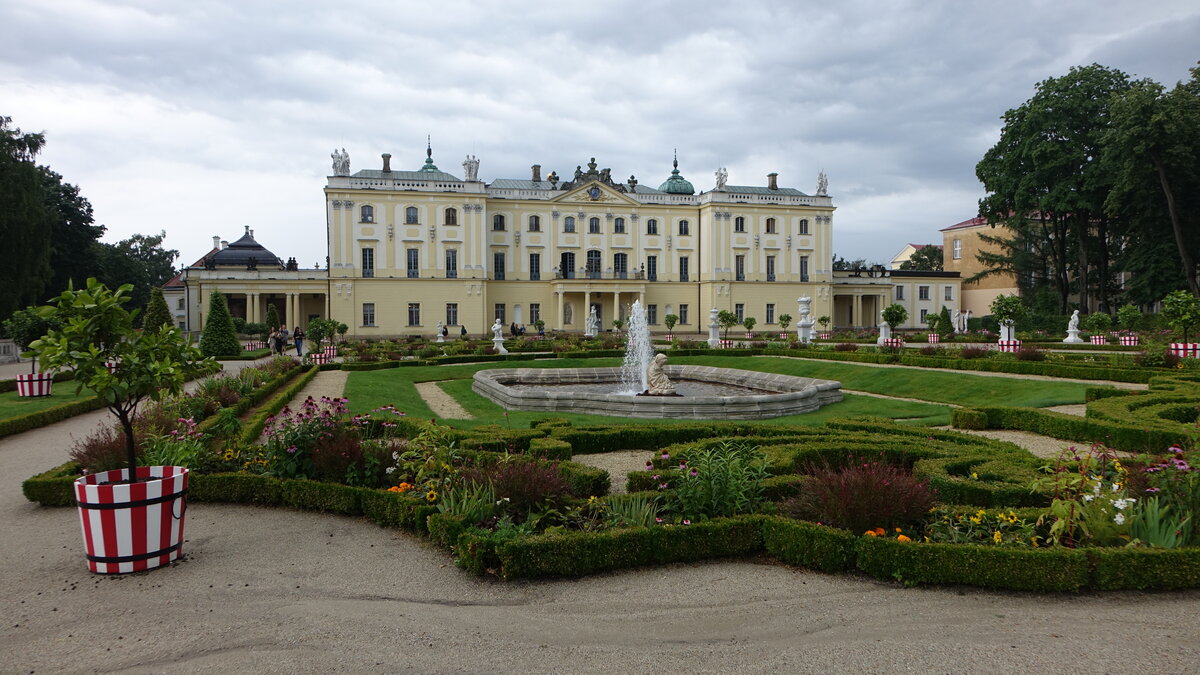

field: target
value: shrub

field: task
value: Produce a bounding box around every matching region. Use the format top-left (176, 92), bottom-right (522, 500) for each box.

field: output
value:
top-left (70, 424), bottom-right (139, 473)
top-left (200, 291), bottom-right (242, 357)
top-left (670, 440), bottom-right (769, 519)
top-left (1136, 347), bottom-right (1181, 369)
top-left (960, 346), bottom-right (990, 359)
top-left (919, 345), bottom-right (944, 356)
top-left (462, 458), bottom-right (571, 520)
top-left (833, 342), bottom-right (859, 352)
top-left (784, 456), bottom-right (935, 534)
top-left (1015, 346), bottom-right (1046, 362)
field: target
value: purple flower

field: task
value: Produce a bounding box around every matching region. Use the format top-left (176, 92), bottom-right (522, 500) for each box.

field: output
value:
top-left (1145, 487), bottom-right (1161, 493)
top-left (659, 483), bottom-right (668, 489)
top-left (689, 469), bottom-right (698, 477)
top-left (286, 446), bottom-right (298, 454)
top-left (682, 519), bottom-right (691, 525)
top-left (645, 461), bottom-right (654, 470)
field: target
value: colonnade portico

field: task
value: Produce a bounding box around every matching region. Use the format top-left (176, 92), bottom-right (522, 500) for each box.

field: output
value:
top-left (552, 283), bottom-right (647, 330)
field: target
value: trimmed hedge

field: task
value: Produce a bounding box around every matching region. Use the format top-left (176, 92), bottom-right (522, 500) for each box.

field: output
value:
top-left (0, 395), bottom-right (108, 439)
top-left (855, 536), bottom-right (1090, 591)
top-left (955, 405), bottom-right (1187, 453)
top-left (1089, 548), bottom-right (1200, 590)
top-left (238, 365), bottom-right (321, 444)
top-left (528, 436), bottom-right (572, 460)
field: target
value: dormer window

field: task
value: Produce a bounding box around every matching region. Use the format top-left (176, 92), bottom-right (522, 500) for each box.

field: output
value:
top-left (360, 205), bottom-right (374, 223)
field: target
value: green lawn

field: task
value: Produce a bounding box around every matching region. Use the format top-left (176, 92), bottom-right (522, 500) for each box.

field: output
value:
top-left (0, 386), bottom-right (95, 421)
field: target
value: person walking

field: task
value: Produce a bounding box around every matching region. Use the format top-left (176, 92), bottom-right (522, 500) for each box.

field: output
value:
top-left (268, 328), bottom-right (278, 354)
top-left (293, 325), bottom-right (305, 356)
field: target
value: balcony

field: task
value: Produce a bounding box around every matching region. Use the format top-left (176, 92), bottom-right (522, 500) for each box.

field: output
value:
top-left (553, 270), bottom-right (646, 281)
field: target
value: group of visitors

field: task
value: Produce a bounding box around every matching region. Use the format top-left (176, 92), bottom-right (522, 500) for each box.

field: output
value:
top-left (268, 325), bottom-right (305, 356)
top-left (508, 322), bottom-right (527, 337)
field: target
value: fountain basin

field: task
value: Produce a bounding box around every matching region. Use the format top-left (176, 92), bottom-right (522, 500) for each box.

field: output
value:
top-left (472, 365), bottom-right (843, 419)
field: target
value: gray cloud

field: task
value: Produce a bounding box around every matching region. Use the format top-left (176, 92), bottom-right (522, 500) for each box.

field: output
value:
top-left (2, 0), bottom-right (1196, 268)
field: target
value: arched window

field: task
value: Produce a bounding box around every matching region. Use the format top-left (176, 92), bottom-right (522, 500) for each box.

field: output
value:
top-left (614, 253), bottom-right (628, 279)
top-left (586, 250), bottom-right (602, 278)
top-left (405, 206), bottom-right (419, 224)
top-left (766, 217), bottom-right (777, 234)
top-left (444, 207), bottom-right (457, 226)
top-left (529, 215), bottom-right (541, 232)
top-left (646, 219), bottom-right (658, 235)
top-left (493, 214), bottom-right (506, 231)
top-left (678, 219), bottom-right (690, 236)
top-left (799, 218), bottom-right (810, 235)
top-left (614, 217), bottom-right (625, 234)
top-left (560, 251), bottom-right (576, 278)
top-left (360, 205), bottom-right (374, 223)
top-left (589, 217), bottom-right (601, 234)
top-left (734, 216), bottom-right (745, 233)
top-left (564, 216), bottom-right (576, 233)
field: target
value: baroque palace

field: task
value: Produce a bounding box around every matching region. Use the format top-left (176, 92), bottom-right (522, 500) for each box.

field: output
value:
top-left (173, 145), bottom-right (960, 337)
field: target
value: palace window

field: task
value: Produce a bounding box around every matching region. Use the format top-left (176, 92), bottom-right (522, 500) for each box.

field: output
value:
top-left (493, 251), bottom-right (506, 280)
top-left (493, 214), bottom-right (506, 231)
top-left (614, 253), bottom-right (628, 279)
top-left (735, 303), bottom-right (744, 322)
top-left (766, 217), bottom-right (777, 234)
top-left (361, 248), bottom-right (374, 278)
top-left (944, 286), bottom-right (954, 301)
top-left (679, 304), bottom-right (689, 325)
top-left (735, 216), bottom-right (745, 233)
top-left (896, 286), bottom-right (905, 301)
top-left (360, 205), bottom-right (374, 223)
top-left (406, 248), bottom-right (419, 278)
top-left (920, 309), bottom-right (929, 322)
top-left (407, 303), bottom-right (421, 326)
top-left (614, 217), bottom-right (626, 234)
top-left (445, 249), bottom-right (458, 279)
top-left (529, 215), bottom-right (541, 232)
top-left (799, 219), bottom-right (810, 235)
top-left (919, 285), bottom-right (930, 300)
top-left (530, 303), bottom-right (540, 324)
top-left (800, 255), bottom-right (809, 282)
top-left (444, 207), bottom-right (457, 225)
top-left (560, 251), bottom-right (576, 278)
top-left (766, 255), bottom-right (776, 282)
top-left (586, 250), bottom-right (601, 279)
top-left (529, 253), bottom-right (541, 281)
top-left (405, 206), bottom-right (418, 224)
top-left (564, 216), bottom-right (576, 233)
top-left (766, 303), bottom-right (775, 324)
top-left (445, 303), bottom-right (458, 326)
top-left (362, 303), bottom-right (375, 327)
top-left (647, 255), bottom-right (658, 281)
top-left (646, 219), bottom-right (658, 235)
top-left (678, 219), bottom-right (690, 236)
top-left (735, 255), bottom-right (745, 282)
top-left (647, 304), bottom-right (658, 325)
top-left (952, 239), bottom-right (962, 260)
top-left (494, 304), bottom-right (505, 323)
top-left (589, 217), bottom-right (601, 234)
top-left (679, 256), bottom-right (689, 283)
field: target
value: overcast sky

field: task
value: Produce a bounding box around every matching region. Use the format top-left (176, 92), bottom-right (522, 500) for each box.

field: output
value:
top-left (3, 0), bottom-right (1197, 270)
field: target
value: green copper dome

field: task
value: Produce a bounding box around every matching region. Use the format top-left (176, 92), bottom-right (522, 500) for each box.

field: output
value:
top-left (418, 140), bottom-right (440, 173)
top-left (657, 153), bottom-right (694, 195)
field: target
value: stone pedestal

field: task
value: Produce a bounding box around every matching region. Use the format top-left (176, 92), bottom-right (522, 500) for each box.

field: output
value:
top-left (707, 308), bottom-right (720, 349)
top-left (796, 296), bottom-right (814, 344)
top-left (999, 321), bottom-right (1016, 342)
top-left (493, 337), bottom-right (508, 355)
top-left (876, 321), bottom-right (891, 346)
top-left (1063, 329), bottom-right (1084, 344)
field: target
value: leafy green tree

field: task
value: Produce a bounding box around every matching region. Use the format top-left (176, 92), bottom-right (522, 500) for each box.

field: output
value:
top-left (1082, 312), bottom-right (1113, 334)
top-left (881, 303), bottom-right (908, 331)
top-left (42, 166), bottom-right (104, 296)
top-left (1161, 289), bottom-right (1200, 342)
top-left (265, 303), bottom-right (280, 331)
top-left (94, 231), bottom-right (179, 314)
top-left (0, 116), bottom-right (52, 320)
top-left (664, 314), bottom-right (678, 332)
top-left (742, 317), bottom-right (756, 334)
top-left (200, 291), bottom-right (241, 357)
top-left (142, 287), bottom-right (173, 331)
top-left (990, 294), bottom-right (1028, 326)
top-left (1117, 304), bottom-right (1142, 332)
top-left (2, 306), bottom-right (59, 373)
top-left (777, 313), bottom-right (792, 332)
top-left (28, 279), bottom-right (210, 476)
top-left (898, 245), bottom-right (944, 271)
top-left (717, 310), bottom-right (739, 341)
top-left (817, 315), bottom-right (831, 331)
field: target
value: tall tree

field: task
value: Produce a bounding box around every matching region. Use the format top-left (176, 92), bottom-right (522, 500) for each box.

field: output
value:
top-left (200, 291), bottom-right (241, 357)
top-left (42, 166), bottom-right (105, 295)
top-left (1104, 67), bottom-right (1200, 297)
top-left (94, 231), bottom-right (179, 314)
top-left (898, 245), bottom-right (944, 271)
top-left (0, 116), bottom-right (53, 320)
top-left (977, 64), bottom-right (1132, 312)
top-left (142, 287), bottom-right (173, 331)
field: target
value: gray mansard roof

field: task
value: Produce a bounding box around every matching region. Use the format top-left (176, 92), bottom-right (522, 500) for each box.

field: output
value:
top-left (723, 185), bottom-right (808, 196)
top-left (351, 169), bottom-right (463, 182)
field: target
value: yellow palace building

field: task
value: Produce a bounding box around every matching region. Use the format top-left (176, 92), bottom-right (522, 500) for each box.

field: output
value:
top-left (176, 144), bottom-right (956, 337)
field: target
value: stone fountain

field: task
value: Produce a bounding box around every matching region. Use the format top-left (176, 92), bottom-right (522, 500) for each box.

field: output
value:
top-left (472, 300), bottom-right (843, 419)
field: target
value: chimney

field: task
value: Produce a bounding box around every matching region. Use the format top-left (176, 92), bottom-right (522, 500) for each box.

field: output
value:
top-left (767, 172), bottom-right (778, 190)
top-left (249, 229), bottom-right (255, 238)
top-left (220, 240), bottom-right (228, 249)
top-left (382, 153), bottom-right (392, 172)
top-left (212, 235), bottom-right (220, 250)
top-left (531, 164), bottom-right (542, 182)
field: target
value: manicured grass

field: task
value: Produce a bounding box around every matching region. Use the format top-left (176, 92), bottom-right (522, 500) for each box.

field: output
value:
top-left (0, 386), bottom-right (95, 422)
top-left (669, 355), bottom-right (1090, 408)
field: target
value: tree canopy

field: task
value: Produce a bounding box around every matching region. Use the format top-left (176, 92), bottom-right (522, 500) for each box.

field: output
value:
top-left (0, 116), bottom-right (53, 319)
top-left (898, 245), bottom-right (944, 271)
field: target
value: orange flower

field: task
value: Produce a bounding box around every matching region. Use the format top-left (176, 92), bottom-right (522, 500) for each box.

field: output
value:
top-left (897, 534), bottom-right (912, 542)
top-left (865, 530), bottom-right (878, 536)
top-left (872, 527), bottom-right (886, 536)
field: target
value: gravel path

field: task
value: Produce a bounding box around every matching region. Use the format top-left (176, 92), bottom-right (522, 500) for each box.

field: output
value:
top-left (415, 381), bottom-right (473, 419)
top-left (288, 368), bottom-right (348, 402)
top-left (571, 450), bottom-right (650, 494)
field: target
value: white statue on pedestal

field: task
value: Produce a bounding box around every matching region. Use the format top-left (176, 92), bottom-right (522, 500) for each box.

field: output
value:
top-left (714, 167), bottom-right (728, 191)
top-left (463, 155), bottom-right (480, 182)
top-left (584, 306), bottom-right (599, 337)
top-left (877, 318), bottom-right (892, 345)
top-left (491, 318), bottom-right (508, 354)
top-left (796, 296), bottom-right (815, 344)
top-left (816, 170), bottom-right (829, 196)
top-left (331, 148), bottom-right (350, 176)
top-left (435, 320), bottom-right (445, 343)
top-left (645, 353), bottom-right (676, 395)
top-left (1063, 310), bottom-right (1084, 344)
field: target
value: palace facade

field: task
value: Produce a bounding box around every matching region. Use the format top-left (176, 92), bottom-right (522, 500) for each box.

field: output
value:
top-left (176, 146), bottom-right (959, 337)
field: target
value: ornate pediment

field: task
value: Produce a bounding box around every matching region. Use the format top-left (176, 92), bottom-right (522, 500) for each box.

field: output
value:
top-left (552, 180), bottom-right (640, 206)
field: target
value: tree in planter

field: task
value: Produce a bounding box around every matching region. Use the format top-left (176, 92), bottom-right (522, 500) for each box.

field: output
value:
top-left (924, 312), bottom-right (940, 337)
top-left (717, 310), bottom-right (739, 342)
top-left (141, 287), bottom-right (173, 331)
top-left (664, 314), bottom-right (679, 334)
top-left (533, 319), bottom-right (545, 335)
top-left (29, 278), bottom-right (211, 476)
top-left (336, 322), bottom-right (349, 342)
top-left (1082, 311), bottom-right (1113, 336)
top-left (3, 306), bottom-right (59, 373)
top-left (742, 316), bottom-right (757, 336)
top-left (1161, 289), bottom-right (1200, 343)
top-left (817, 315), bottom-right (831, 333)
top-left (1117, 304), bottom-right (1142, 334)
top-left (990, 294), bottom-right (1027, 334)
top-left (199, 290), bottom-right (241, 357)
top-left (881, 303), bottom-right (908, 334)
top-left (612, 318), bottom-right (624, 333)
top-left (265, 303), bottom-right (280, 331)
top-left (778, 313), bottom-right (792, 334)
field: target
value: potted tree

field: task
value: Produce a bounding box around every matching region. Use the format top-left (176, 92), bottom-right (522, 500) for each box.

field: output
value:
top-left (4, 306), bottom-right (59, 396)
top-left (1162, 290), bottom-right (1200, 359)
top-left (817, 315), bottom-right (831, 339)
top-left (1116, 304), bottom-right (1142, 346)
top-left (29, 279), bottom-right (211, 574)
top-left (925, 312), bottom-right (941, 344)
top-left (305, 318), bottom-right (333, 364)
top-left (663, 313), bottom-right (678, 341)
top-left (717, 310), bottom-right (739, 348)
top-left (1082, 312), bottom-right (1113, 345)
top-left (880, 303), bottom-right (908, 348)
top-left (742, 316), bottom-right (757, 340)
top-left (990, 294), bottom-right (1027, 352)
top-left (778, 313), bottom-right (792, 340)
top-left (611, 318), bottom-right (624, 335)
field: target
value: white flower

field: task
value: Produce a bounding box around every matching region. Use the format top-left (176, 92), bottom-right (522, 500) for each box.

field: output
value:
top-left (1083, 495), bottom-right (1095, 502)
top-left (1113, 498), bottom-right (1134, 511)
top-left (385, 466), bottom-right (396, 474)
top-left (1114, 512), bottom-right (1125, 526)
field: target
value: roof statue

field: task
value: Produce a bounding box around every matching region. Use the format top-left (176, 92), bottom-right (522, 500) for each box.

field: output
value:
top-left (816, 170), bottom-right (829, 196)
top-left (331, 148), bottom-right (350, 176)
top-left (463, 154), bottom-right (480, 182)
top-left (714, 167), bottom-right (728, 191)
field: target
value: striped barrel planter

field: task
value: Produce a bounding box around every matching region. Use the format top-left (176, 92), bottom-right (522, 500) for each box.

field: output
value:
top-left (745, 332), bottom-right (755, 340)
top-left (309, 352), bottom-right (332, 365)
top-left (1090, 335), bottom-right (1108, 345)
top-left (997, 340), bottom-right (1022, 353)
top-left (1170, 343), bottom-right (1199, 359)
top-left (663, 334), bottom-right (673, 342)
top-left (324, 346), bottom-right (337, 356)
top-left (718, 339), bottom-right (735, 349)
top-left (817, 332), bottom-right (832, 340)
top-left (926, 334), bottom-right (940, 344)
top-left (74, 466), bottom-right (189, 574)
top-left (1119, 335), bottom-right (1139, 347)
top-left (243, 341), bottom-right (267, 350)
top-left (105, 361), bottom-right (118, 374)
top-left (779, 332), bottom-right (789, 340)
top-left (882, 338), bottom-right (905, 348)
top-left (15, 372), bottom-right (54, 397)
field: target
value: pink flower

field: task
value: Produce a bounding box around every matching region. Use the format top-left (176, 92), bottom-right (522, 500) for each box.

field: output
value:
top-left (682, 519), bottom-right (691, 525)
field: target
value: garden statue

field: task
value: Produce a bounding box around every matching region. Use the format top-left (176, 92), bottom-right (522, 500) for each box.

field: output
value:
top-left (435, 320), bottom-right (445, 343)
top-left (462, 154), bottom-right (480, 182)
top-left (877, 318), bottom-right (892, 345)
top-left (952, 309), bottom-right (961, 333)
top-left (1063, 309), bottom-right (1084, 344)
top-left (584, 306), bottom-right (599, 337)
top-left (491, 318), bottom-right (508, 355)
top-left (331, 148), bottom-right (350, 176)
top-left (796, 296), bottom-right (815, 344)
top-left (644, 353), bottom-right (677, 396)
top-left (708, 308), bottom-right (721, 348)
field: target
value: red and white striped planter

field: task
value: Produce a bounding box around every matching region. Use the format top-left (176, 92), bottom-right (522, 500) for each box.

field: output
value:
top-left (1170, 343), bottom-right (1200, 359)
top-left (779, 332), bottom-right (789, 340)
top-left (105, 361), bottom-right (119, 374)
top-left (15, 372), bottom-right (54, 397)
top-left (744, 332), bottom-right (754, 339)
top-left (1090, 335), bottom-right (1108, 345)
top-left (74, 466), bottom-right (189, 574)
top-left (719, 339), bottom-right (735, 349)
top-left (309, 352), bottom-right (332, 365)
top-left (817, 332), bottom-right (832, 340)
top-left (663, 334), bottom-right (673, 342)
top-left (926, 334), bottom-right (940, 344)
top-left (997, 340), bottom-right (1022, 353)
top-left (323, 345), bottom-right (337, 356)
top-left (243, 341), bottom-right (267, 351)
top-left (882, 338), bottom-right (905, 348)
top-left (1119, 335), bottom-right (1139, 347)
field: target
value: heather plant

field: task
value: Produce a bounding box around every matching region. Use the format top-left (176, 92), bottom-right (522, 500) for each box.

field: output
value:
top-left (668, 440), bottom-right (768, 519)
top-left (1015, 346), bottom-right (1046, 361)
top-left (833, 342), bottom-right (859, 352)
top-left (786, 456), bottom-right (935, 534)
top-left (69, 424), bottom-right (138, 473)
top-left (959, 346), bottom-right (990, 359)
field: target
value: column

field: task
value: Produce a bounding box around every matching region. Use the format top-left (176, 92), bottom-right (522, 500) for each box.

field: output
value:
top-left (248, 293), bottom-right (258, 324)
top-left (613, 291), bottom-right (621, 322)
top-left (584, 291), bottom-right (591, 318)
top-left (853, 294), bottom-right (862, 328)
top-left (556, 291), bottom-right (564, 331)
